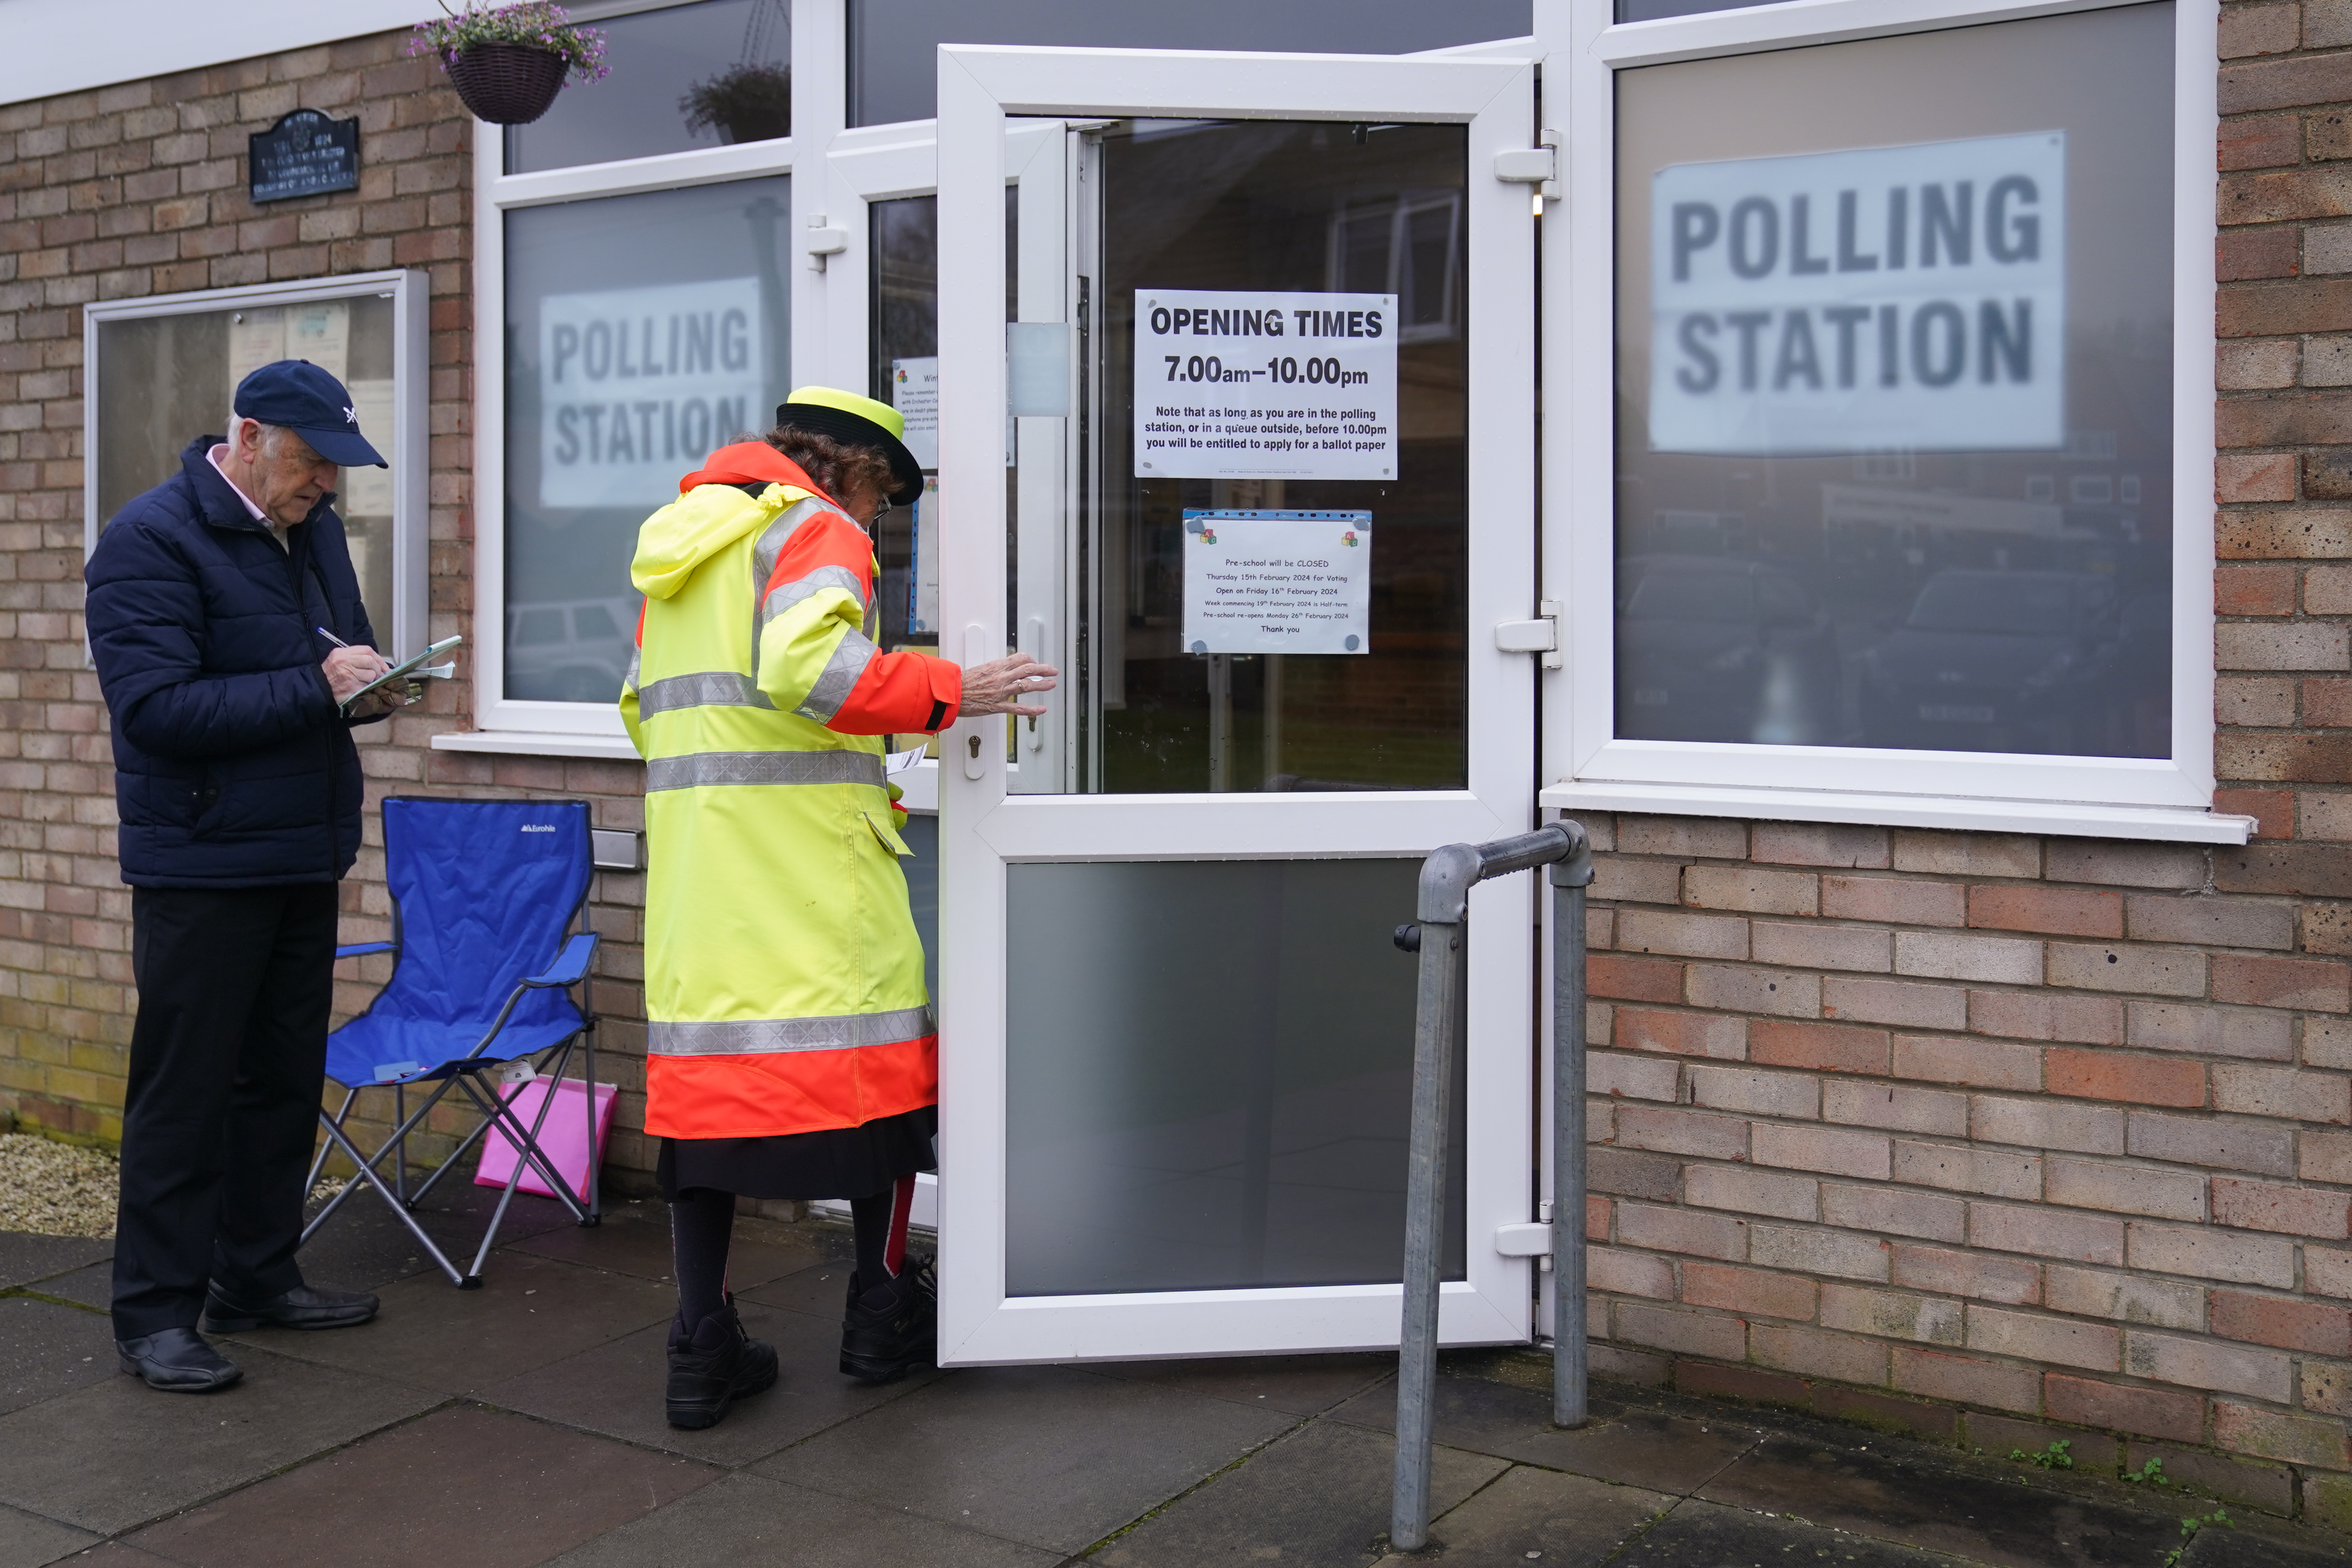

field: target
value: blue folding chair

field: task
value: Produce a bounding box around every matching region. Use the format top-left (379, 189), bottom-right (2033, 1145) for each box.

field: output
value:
top-left (303, 797), bottom-right (603, 1288)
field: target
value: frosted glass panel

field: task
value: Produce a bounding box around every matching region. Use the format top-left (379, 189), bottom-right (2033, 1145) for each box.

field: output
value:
top-left (1006, 858), bottom-right (1464, 1296)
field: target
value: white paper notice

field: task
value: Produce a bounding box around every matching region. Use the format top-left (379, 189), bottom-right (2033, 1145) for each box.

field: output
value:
top-left (338, 378), bottom-right (396, 516)
top-left (1182, 510), bottom-right (1371, 656)
top-left (538, 277), bottom-right (765, 508)
top-left (908, 476), bottom-right (940, 637)
top-left (226, 308), bottom-right (286, 405)
top-left (1134, 291), bottom-right (1398, 481)
top-left (892, 356), bottom-right (939, 470)
top-left (284, 300), bottom-right (350, 383)
top-left (1649, 132), bottom-right (2065, 456)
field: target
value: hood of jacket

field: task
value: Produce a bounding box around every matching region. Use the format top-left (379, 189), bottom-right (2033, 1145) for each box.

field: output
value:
top-left (630, 443), bottom-right (830, 601)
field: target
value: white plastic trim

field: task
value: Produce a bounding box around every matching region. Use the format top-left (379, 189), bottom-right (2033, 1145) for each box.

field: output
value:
top-left (429, 731), bottom-right (642, 761)
top-left (1541, 780), bottom-right (2254, 844)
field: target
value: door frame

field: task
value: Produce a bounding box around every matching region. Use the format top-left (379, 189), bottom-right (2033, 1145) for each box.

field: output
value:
top-left (934, 43), bottom-right (1544, 1365)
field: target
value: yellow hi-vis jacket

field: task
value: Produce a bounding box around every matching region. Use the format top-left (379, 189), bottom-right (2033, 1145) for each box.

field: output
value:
top-left (621, 443), bottom-right (960, 1140)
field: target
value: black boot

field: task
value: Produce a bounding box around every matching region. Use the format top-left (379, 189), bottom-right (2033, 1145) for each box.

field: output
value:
top-left (665, 1302), bottom-right (777, 1430)
top-left (839, 1255), bottom-right (936, 1385)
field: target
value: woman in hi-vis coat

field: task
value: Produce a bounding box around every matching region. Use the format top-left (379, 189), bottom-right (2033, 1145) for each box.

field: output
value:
top-left (621, 387), bottom-right (1054, 1430)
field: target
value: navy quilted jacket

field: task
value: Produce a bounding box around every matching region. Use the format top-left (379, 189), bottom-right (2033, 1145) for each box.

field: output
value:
top-left (85, 437), bottom-right (384, 888)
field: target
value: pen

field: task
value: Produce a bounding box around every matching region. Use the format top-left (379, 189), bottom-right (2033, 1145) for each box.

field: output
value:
top-left (316, 626), bottom-right (349, 648)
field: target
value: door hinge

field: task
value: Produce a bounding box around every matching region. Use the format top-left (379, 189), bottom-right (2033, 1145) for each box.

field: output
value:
top-left (804, 218), bottom-right (849, 272)
top-left (1492, 130), bottom-right (1561, 203)
top-left (1495, 1221), bottom-right (1553, 1272)
top-left (1494, 600), bottom-right (1563, 670)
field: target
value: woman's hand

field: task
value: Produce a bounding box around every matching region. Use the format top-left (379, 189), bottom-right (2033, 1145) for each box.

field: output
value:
top-left (958, 653), bottom-right (1060, 718)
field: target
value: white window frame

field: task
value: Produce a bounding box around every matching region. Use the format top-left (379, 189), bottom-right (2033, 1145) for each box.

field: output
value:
top-left (450, 4), bottom-right (799, 760)
top-left (1537, 0), bottom-right (2241, 844)
top-left (83, 270), bottom-right (432, 660)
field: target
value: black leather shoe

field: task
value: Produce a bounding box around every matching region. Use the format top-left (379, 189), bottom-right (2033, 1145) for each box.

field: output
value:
top-left (117, 1327), bottom-right (241, 1392)
top-left (665, 1303), bottom-right (778, 1430)
top-left (839, 1256), bottom-right (936, 1385)
top-left (201, 1283), bottom-right (379, 1334)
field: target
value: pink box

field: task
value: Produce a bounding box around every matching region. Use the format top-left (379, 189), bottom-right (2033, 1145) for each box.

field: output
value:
top-left (474, 1076), bottom-right (616, 1199)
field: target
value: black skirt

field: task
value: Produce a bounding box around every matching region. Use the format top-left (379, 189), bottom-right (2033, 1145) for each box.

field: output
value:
top-left (656, 1104), bottom-right (936, 1202)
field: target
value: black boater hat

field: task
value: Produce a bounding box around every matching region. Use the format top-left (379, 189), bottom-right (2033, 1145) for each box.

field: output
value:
top-left (773, 386), bottom-right (924, 505)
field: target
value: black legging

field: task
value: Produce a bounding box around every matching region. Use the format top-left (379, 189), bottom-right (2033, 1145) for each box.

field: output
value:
top-left (670, 1171), bottom-right (916, 1326)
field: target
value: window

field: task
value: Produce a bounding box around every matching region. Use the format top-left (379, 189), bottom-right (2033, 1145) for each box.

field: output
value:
top-left (499, 178), bottom-right (792, 704)
top-left (83, 272), bottom-right (429, 659)
top-left (845, 0), bottom-right (1533, 126)
top-left (1558, 0), bottom-right (2215, 829)
top-left (505, 0), bottom-right (788, 174)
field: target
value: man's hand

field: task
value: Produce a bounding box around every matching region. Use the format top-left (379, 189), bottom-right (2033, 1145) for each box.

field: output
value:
top-left (959, 653), bottom-right (1059, 718)
top-left (321, 645), bottom-right (392, 703)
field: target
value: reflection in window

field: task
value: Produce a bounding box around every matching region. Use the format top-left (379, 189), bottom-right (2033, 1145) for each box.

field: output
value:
top-left (1613, 4), bottom-right (2174, 759)
top-left (1330, 194), bottom-right (1461, 343)
top-left (503, 177), bottom-right (790, 702)
top-left (505, 0), bottom-right (788, 174)
top-left (846, 0), bottom-right (1532, 126)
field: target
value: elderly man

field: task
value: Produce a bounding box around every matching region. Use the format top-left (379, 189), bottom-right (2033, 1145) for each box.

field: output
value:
top-left (85, 359), bottom-right (408, 1392)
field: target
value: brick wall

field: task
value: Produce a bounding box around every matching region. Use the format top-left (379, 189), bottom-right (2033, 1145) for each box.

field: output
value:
top-left (1578, 813), bottom-right (2352, 1524)
top-left (0, 36), bottom-right (664, 1187)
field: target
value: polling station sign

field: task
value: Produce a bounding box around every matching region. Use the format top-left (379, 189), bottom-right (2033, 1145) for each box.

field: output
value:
top-left (1650, 132), bottom-right (2065, 456)
top-left (539, 278), bottom-right (766, 508)
top-left (1134, 290), bottom-right (1399, 481)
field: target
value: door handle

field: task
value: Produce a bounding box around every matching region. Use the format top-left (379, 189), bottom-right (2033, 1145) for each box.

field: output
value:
top-left (1022, 614), bottom-right (1047, 752)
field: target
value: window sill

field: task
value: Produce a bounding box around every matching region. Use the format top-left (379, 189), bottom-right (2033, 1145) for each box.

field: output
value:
top-left (1540, 780), bottom-right (2254, 845)
top-left (430, 731), bottom-right (642, 762)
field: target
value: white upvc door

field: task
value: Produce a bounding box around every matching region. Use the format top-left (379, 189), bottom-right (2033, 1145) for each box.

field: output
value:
top-left (934, 44), bottom-right (1543, 1365)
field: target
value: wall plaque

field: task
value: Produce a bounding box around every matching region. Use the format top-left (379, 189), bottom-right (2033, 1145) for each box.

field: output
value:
top-left (248, 109), bottom-right (360, 204)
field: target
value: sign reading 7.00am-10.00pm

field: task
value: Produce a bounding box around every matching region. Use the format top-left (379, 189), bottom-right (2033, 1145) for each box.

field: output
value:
top-left (1650, 132), bottom-right (2065, 456)
top-left (539, 278), bottom-right (766, 508)
top-left (1135, 290), bottom-right (1399, 481)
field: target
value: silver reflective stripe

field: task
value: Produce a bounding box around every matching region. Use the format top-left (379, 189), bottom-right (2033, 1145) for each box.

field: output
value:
top-left (648, 1005), bottom-right (936, 1056)
top-left (644, 749), bottom-right (884, 791)
top-left (635, 671), bottom-right (774, 716)
top-left (751, 496), bottom-right (831, 593)
top-left (757, 564), bottom-right (865, 631)
top-left (796, 629), bottom-right (877, 722)
top-left (624, 645), bottom-right (641, 693)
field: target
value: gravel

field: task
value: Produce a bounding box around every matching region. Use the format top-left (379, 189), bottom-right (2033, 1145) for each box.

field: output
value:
top-left (0, 1132), bottom-right (120, 1238)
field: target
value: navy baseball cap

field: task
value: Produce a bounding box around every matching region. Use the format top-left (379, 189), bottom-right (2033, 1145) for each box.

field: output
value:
top-left (232, 359), bottom-right (386, 468)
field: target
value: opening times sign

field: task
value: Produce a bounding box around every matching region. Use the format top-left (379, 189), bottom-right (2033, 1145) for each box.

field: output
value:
top-left (1135, 290), bottom-right (1399, 480)
top-left (1650, 132), bottom-right (2066, 456)
top-left (1183, 510), bottom-right (1372, 656)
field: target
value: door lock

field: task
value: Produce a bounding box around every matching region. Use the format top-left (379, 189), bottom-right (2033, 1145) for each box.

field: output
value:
top-left (967, 734), bottom-right (982, 757)
top-left (964, 730), bottom-right (985, 782)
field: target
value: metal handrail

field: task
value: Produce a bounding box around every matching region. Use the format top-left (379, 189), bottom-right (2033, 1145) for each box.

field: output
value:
top-left (1390, 818), bottom-right (1593, 1553)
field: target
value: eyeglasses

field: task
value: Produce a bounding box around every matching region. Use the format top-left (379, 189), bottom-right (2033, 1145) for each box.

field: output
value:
top-left (872, 494), bottom-right (894, 521)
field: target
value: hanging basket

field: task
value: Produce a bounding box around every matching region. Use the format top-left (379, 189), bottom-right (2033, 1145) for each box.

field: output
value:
top-left (445, 43), bottom-right (569, 125)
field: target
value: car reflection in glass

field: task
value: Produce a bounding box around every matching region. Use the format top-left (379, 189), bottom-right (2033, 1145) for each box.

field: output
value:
top-left (1616, 556), bottom-right (1842, 743)
top-left (1860, 569), bottom-right (2123, 755)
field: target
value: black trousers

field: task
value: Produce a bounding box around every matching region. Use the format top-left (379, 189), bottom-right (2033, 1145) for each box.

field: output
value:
top-left (111, 882), bottom-right (339, 1339)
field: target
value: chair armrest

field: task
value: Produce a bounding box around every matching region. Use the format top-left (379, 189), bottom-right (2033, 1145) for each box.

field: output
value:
top-left (335, 942), bottom-right (396, 960)
top-left (521, 932), bottom-right (599, 989)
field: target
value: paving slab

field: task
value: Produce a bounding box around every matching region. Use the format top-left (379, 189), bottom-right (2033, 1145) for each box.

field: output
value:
top-left (1699, 1433), bottom-right (2180, 1568)
top-left (0, 1297), bottom-right (118, 1417)
top-left (221, 1250), bottom-right (673, 1394)
top-left (0, 1343), bottom-right (438, 1535)
top-left (0, 1236), bottom-right (111, 1295)
top-left (23, 1265), bottom-right (110, 1314)
top-left (1333, 1373), bottom-right (1764, 1493)
top-left (1618, 1498), bottom-right (1973, 1567)
top-left (756, 1364), bottom-right (1296, 1555)
top-left (1421, 1464), bottom-right (1676, 1567)
top-left (480, 1297), bottom-right (936, 1467)
top-left (540, 1471), bottom-right (1061, 1568)
top-left (0, 1502), bottom-right (99, 1568)
top-left (124, 1402), bottom-right (716, 1568)
top-left (510, 1199), bottom-right (834, 1290)
top-left (739, 1257), bottom-right (866, 1321)
top-left (1089, 1418), bottom-right (1509, 1567)
top-left (1088, 1352), bottom-right (1394, 1416)
top-left (30, 1544), bottom-right (179, 1566)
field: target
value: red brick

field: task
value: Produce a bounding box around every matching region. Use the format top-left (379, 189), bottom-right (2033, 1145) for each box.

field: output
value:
top-left (1967, 991), bottom-right (2122, 1047)
top-left (1820, 875), bottom-right (1966, 927)
top-left (1967, 885), bottom-right (2122, 939)
top-left (1752, 1124), bottom-right (1889, 1180)
top-left (1891, 1347), bottom-right (2042, 1414)
top-left (1751, 1323), bottom-right (1888, 1385)
top-left (1968, 1201), bottom-right (2126, 1266)
top-left (1890, 1243), bottom-right (2039, 1305)
top-left (2043, 1374), bottom-right (2205, 1443)
top-left (2219, 226), bottom-right (2302, 281)
top-left (2219, 452), bottom-right (2298, 502)
top-left (1966, 1306), bottom-right (2117, 1371)
top-left (1615, 1201), bottom-right (1750, 1261)
top-left (1681, 1261), bottom-right (1818, 1321)
top-left (2043, 1049), bottom-right (2206, 1108)
top-left (2211, 1176), bottom-right (2352, 1239)
top-left (2212, 952), bottom-right (2352, 1011)
top-left (2223, 54), bottom-right (2352, 116)
top-left (1811, 1387), bottom-right (1958, 1443)
top-left (1749, 1019), bottom-right (1889, 1075)
top-left (1615, 1007), bottom-right (1747, 1060)
top-left (2216, 562), bottom-right (2301, 615)
top-left (1589, 954), bottom-right (1685, 1006)
top-left (1615, 1302), bottom-right (1748, 1360)
top-left (1750, 822), bottom-right (1888, 869)
top-left (2214, 1401), bottom-right (2352, 1469)
top-left (2210, 1289), bottom-right (2352, 1355)
top-left (1673, 1360), bottom-right (1811, 1410)
top-left (2221, 112), bottom-right (2303, 170)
